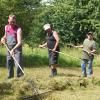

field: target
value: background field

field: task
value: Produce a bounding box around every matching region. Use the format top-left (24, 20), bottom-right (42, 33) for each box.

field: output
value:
top-left (0, 45), bottom-right (100, 100)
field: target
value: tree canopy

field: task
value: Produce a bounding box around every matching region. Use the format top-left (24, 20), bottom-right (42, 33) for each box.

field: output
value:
top-left (0, 0), bottom-right (100, 47)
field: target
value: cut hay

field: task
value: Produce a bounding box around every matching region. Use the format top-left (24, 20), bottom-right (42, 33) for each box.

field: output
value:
top-left (1, 74), bottom-right (100, 100)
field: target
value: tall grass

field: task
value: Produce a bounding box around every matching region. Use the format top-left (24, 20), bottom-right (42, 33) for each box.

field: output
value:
top-left (0, 44), bottom-right (100, 68)
top-left (23, 44), bottom-right (48, 67)
top-left (59, 47), bottom-right (82, 67)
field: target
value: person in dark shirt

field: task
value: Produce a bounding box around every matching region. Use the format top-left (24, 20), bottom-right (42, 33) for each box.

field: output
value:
top-left (39, 24), bottom-right (60, 76)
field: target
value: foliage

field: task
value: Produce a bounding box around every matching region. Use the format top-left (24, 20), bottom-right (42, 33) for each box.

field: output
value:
top-left (42, 0), bottom-right (100, 45)
top-left (0, 0), bottom-right (41, 43)
top-left (0, 0), bottom-right (100, 47)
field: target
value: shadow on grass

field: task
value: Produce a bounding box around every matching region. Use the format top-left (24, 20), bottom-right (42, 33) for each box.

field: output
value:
top-left (0, 54), bottom-right (80, 68)
top-left (0, 92), bottom-right (13, 100)
top-left (0, 55), bottom-right (6, 67)
top-left (23, 55), bottom-right (49, 67)
top-left (0, 91), bottom-right (13, 95)
top-left (57, 73), bottom-right (80, 77)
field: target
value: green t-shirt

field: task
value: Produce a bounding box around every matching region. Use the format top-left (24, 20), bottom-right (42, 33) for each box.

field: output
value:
top-left (82, 38), bottom-right (96, 60)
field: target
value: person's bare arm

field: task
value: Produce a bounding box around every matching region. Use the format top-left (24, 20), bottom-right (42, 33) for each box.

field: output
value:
top-left (39, 42), bottom-right (47, 48)
top-left (1, 34), bottom-right (6, 43)
top-left (74, 45), bottom-right (83, 48)
top-left (10, 28), bottom-right (22, 54)
top-left (91, 49), bottom-right (96, 53)
top-left (91, 42), bottom-right (96, 54)
top-left (1, 26), bottom-right (7, 43)
top-left (52, 31), bottom-right (59, 51)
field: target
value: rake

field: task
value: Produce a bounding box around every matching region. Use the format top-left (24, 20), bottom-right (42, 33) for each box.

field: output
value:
top-left (3, 42), bottom-right (24, 74)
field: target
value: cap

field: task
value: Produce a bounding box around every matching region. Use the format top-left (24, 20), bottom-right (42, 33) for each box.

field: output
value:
top-left (43, 24), bottom-right (51, 30)
top-left (87, 31), bottom-right (93, 35)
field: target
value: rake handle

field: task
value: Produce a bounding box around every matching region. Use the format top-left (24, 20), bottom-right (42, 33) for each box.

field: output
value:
top-left (3, 43), bottom-right (24, 74)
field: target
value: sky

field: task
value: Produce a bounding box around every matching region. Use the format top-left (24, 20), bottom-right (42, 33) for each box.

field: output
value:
top-left (41, 0), bottom-right (53, 3)
top-left (41, 0), bottom-right (54, 5)
top-left (42, 0), bottom-right (48, 2)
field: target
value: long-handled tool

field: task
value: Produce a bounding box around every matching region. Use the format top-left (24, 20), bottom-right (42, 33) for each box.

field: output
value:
top-left (39, 46), bottom-right (81, 60)
top-left (40, 46), bottom-right (81, 60)
top-left (48, 48), bottom-right (81, 60)
top-left (3, 43), bottom-right (24, 74)
top-left (83, 49), bottom-right (96, 56)
top-left (41, 45), bottom-right (96, 61)
top-left (67, 44), bottom-right (97, 56)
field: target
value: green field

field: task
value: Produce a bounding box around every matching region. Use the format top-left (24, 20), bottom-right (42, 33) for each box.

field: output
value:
top-left (0, 45), bottom-right (100, 100)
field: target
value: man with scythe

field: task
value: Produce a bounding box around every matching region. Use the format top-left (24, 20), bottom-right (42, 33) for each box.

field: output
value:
top-left (39, 24), bottom-right (60, 77)
top-left (1, 14), bottom-right (24, 79)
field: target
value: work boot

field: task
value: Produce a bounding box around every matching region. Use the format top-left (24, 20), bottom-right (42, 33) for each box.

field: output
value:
top-left (17, 73), bottom-right (24, 78)
top-left (7, 76), bottom-right (14, 79)
top-left (51, 68), bottom-right (57, 77)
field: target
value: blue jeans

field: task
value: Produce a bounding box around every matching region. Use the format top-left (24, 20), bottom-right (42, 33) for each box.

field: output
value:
top-left (81, 59), bottom-right (93, 76)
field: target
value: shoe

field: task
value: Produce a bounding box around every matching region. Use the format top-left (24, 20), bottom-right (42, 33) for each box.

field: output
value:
top-left (51, 69), bottom-right (57, 77)
top-left (87, 74), bottom-right (94, 78)
top-left (7, 76), bottom-right (13, 79)
top-left (17, 73), bottom-right (24, 78)
top-left (81, 74), bottom-right (87, 77)
top-left (17, 73), bottom-right (24, 77)
top-left (54, 69), bottom-right (57, 75)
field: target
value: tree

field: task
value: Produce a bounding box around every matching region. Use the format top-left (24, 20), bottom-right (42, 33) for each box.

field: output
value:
top-left (42, 0), bottom-right (100, 46)
top-left (0, 0), bottom-right (100, 47)
top-left (0, 0), bottom-right (41, 43)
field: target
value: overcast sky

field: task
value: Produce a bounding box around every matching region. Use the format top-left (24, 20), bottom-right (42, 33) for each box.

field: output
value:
top-left (41, 0), bottom-right (54, 5)
top-left (42, 0), bottom-right (50, 2)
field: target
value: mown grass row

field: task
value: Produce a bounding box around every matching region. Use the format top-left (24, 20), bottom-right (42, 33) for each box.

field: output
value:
top-left (0, 73), bottom-right (100, 100)
top-left (0, 44), bottom-right (100, 100)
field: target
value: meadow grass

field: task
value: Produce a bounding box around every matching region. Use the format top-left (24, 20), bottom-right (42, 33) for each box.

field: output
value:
top-left (0, 67), bottom-right (100, 100)
top-left (0, 44), bottom-right (100, 68)
top-left (0, 45), bottom-right (100, 100)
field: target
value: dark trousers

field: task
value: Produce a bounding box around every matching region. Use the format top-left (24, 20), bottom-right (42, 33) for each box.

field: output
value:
top-left (48, 50), bottom-right (59, 65)
top-left (6, 45), bottom-right (23, 77)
